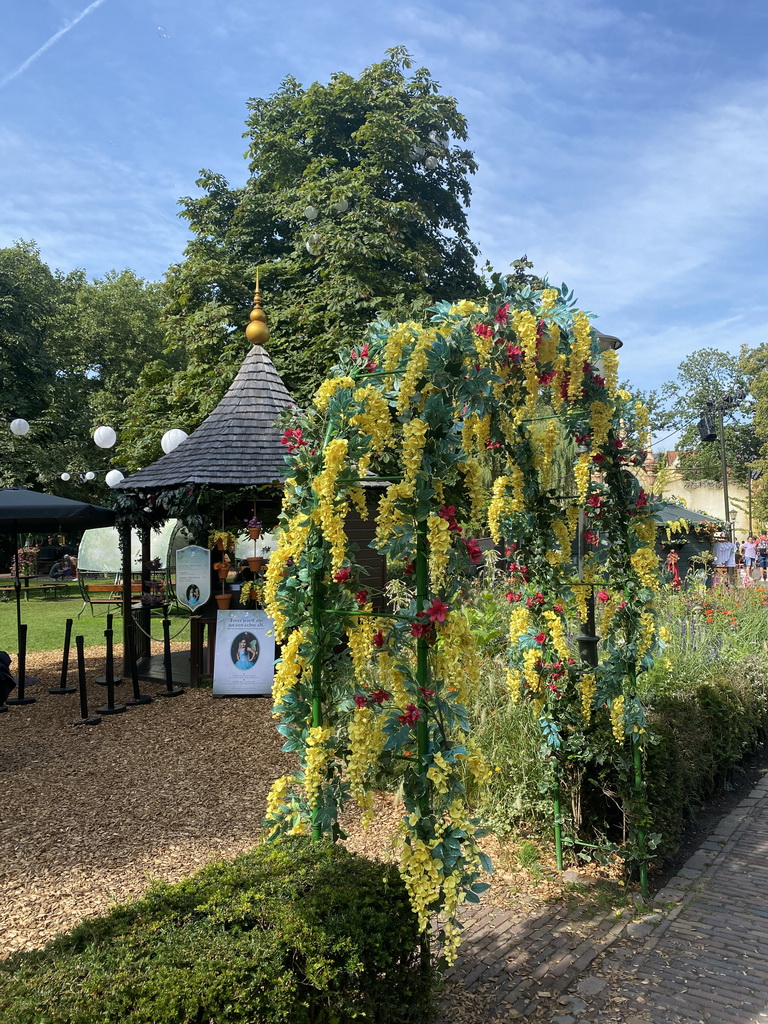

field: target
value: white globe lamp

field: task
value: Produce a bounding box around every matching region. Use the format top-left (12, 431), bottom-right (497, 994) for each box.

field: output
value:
top-left (84, 471), bottom-right (96, 481)
top-left (60, 473), bottom-right (70, 482)
top-left (161, 428), bottom-right (188, 454)
top-left (10, 418), bottom-right (29, 436)
top-left (105, 469), bottom-right (124, 488)
top-left (93, 425), bottom-right (117, 449)
top-left (304, 205), bottom-right (318, 221)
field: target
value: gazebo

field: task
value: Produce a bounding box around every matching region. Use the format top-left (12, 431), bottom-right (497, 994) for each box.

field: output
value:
top-left (114, 279), bottom-right (385, 684)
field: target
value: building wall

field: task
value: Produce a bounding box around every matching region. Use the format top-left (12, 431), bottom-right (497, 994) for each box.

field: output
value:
top-left (637, 464), bottom-right (758, 539)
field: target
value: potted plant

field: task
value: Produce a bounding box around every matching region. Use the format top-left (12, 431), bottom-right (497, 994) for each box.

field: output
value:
top-left (213, 555), bottom-right (231, 580)
top-left (209, 529), bottom-right (238, 552)
top-left (214, 592), bottom-right (232, 609)
top-left (245, 514), bottom-right (262, 540)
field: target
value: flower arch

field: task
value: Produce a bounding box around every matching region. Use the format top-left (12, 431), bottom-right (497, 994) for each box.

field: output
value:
top-left (263, 278), bottom-right (660, 961)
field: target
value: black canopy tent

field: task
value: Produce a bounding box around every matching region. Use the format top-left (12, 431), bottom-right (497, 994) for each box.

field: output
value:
top-left (0, 488), bottom-right (116, 668)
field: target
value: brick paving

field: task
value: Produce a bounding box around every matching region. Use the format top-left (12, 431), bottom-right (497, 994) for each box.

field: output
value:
top-left (440, 770), bottom-right (768, 1023)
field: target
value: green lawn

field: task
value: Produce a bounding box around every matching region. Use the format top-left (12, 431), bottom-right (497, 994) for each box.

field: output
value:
top-left (0, 595), bottom-right (191, 653)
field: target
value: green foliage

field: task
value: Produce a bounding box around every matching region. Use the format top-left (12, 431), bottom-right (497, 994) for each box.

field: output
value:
top-left (119, 48), bottom-right (481, 468)
top-left (0, 838), bottom-right (431, 1024)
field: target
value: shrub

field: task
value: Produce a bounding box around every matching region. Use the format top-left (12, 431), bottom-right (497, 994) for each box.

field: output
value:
top-left (0, 838), bottom-right (432, 1024)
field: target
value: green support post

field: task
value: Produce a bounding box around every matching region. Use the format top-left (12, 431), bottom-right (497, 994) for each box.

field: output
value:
top-left (311, 571), bottom-right (324, 841)
top-left (415, 518), bottom-right (431, 972)
top-left (553, 778), bottom-right (564, 871)
top-left (633, 736), bottom-right (648, 898)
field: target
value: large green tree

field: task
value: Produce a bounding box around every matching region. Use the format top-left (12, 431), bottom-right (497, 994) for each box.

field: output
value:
top-left (0, 242), bottom-right (165, 496)
top-left (119, 48), bottom-right (481, 469)
top-left (649, 347), bottom-right (759, 486)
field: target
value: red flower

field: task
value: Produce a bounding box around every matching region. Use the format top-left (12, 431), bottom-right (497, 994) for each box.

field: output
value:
top-left (398, 704), bottom-right (423, 727)
top-left (372, 630), bottom-right (385, 648)
top-left (474, 323), bottom-right (493, 339)
top-left (464, 537), bottom-right (482, 563)
top-left (596, 589), bottom-right (610, 604)
top-left (586, 494), bottom-right (603, 509)
top-left (591, 373), bottom-right (605, 388)
top-left (592, 453), bottom-right (606, 465)
top-left (506, 592), bottom-right (522, 603)
top-left (370, 688), bottom-right (392, 704)
top-left (404, 559), bottom-right (415, 576)
top-left (350, 342), bottom-right (377, 371)
top-left (618, 600), bottom-right (628, 609)
top-left (583, 530), bottom-right (599, 547)
top-left (485, 438), bottom-right (502, 449)
top-left (538, 370), bottom-right (556, 386)
top-left (439, 504), bottom-right (457, 521)
top-left (354, 694), bottom-right (368, 708)
top-left (419, 686), bottom-right (435, 700)
top-left (574, 432), bottom-right (591, 446)
top-left (494, 303), bottom-right (509, 325)
top-left (553, 603), bottom-right (564, 614)
top-left (427, 598), bottom-right (450, 623)
top-left (635, 488), bottom-right (648, 508)
top-left (507, 343), bottom-right (523, 361)
top-left (281, 427), bottom-right (308, 452)
top-left (333, 567), bottom-right (351, 584)
top-left (411, 612), bottom-right (432, 638)
top-left (354, 589), bottom-right (369, 606)
top-left (534, 632), bottom-right (547, 644)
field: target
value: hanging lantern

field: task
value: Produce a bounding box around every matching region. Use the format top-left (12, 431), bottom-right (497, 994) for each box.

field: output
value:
top-left (410, 145), bottom-right (425, 160)
top-left (60, 473), bottom-right (70, 482)
top-left (306, 233), bottom-right (322, 255)
top-left (93, 425), bottom-right (117, 449)
top-left (333, 198), bottom-right (349, 213)
top-left (425, 156), bottom-right (438, 171)
top-left (10, 418), bottom-right (29, 436)
top-left (105, 469), bottom-right (124, 488)
top-left (161, 428), bottom-right (188, 454)
top-left (304, 205), bottom-right (318, 221)
top-left (84, 471), bottom-right (96, 481)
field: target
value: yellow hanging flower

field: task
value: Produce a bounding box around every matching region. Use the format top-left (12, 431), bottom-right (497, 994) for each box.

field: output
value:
top-left (304, 724), bottom-right (335, 808)
top-left (272, 628), bottom-right (306, 712)
top-left (427, 513), bottom-right (451, 588)
top-left (347, 707), bottom-right (385, 825)
top-left (314, 375), bottom-right (355, 412)
top-left (610, 695), bottom-right (625, 743)
top-left (579, 673), bottom-right (597, 724)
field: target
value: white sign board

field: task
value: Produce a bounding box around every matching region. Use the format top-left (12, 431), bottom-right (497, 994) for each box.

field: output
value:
top-left (175, 545), bottom-right (211, 611)
top-left (213, 608), bottom-right (275, 696)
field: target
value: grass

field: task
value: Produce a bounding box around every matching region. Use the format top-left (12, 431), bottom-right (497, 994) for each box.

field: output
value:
top-left (0, 594), bottom-right (191, 653)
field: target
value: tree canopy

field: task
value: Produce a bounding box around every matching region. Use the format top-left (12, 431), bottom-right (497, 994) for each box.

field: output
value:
top-left (118, 48), bottom-right (481, 469)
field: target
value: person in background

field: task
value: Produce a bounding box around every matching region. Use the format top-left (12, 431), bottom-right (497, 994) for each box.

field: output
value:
top-left (741, 536), bottom-right (758, 580)
top-left (757, 531), bottom-right (768, 582)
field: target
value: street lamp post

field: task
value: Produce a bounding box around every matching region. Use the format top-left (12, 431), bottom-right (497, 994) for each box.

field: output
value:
top-left (700, 391), bottom-right (746, 539)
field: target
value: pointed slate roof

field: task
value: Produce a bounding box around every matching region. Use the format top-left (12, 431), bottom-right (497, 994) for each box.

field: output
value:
top-left (116, 343), bottom-right (294, 490)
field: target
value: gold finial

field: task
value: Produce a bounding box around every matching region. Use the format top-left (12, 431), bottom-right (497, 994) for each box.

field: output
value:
top-left (245, 267), bottom-right (270, 347)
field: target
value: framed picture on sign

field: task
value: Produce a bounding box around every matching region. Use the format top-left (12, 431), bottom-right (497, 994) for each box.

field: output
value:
top-left (213, 608), bottom-right (275, 696)
top-left (176, 545), bottom-right (211, 611)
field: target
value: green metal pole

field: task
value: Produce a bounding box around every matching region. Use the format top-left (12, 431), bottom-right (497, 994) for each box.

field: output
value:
top-left (553, 778), bottom-right (564, 871)
top-left (415, 518), bottom-right (431, 971)
top-left (311, 570), bottom-right (324, 841)
top-left (633, 736), bottom-right (648, 898)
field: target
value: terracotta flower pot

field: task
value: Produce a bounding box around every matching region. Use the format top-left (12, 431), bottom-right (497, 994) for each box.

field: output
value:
top-left (216, 539), bottom-right (225, 551)
top-left (214, 593), bottom-right (231, 609)
top-left (217, 568), bottom-right (229, 580)
top-left (249, 527), bottom-right (262, 540)
top-left (247, 556), bottom-right (263, 573)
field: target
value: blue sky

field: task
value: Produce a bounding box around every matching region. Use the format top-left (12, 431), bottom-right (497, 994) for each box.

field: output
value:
top-left (2, 0), bottom-right (768, 398)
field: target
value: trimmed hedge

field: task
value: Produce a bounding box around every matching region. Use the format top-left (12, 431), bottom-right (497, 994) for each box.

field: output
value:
top-left (0, 838), bottom-right (432, 1024)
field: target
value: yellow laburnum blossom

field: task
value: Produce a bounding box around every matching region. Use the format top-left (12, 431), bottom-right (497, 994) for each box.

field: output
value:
top-left (543, 610), bottom-right (570, 661)
top-left (636, 611), bottom-right (656, 659)
top-left (397, 329), bottom-right (435, 412)
top-left (427, 513), bottom-right (451, 588)
top-left (610, 695), bottom-right (625, 743)
top-left (567, 311), bottom-right (593, 402)
top-left (272, 628), bottom-right (306, 712)
top-left (263, 545), bottom-right (293, 642)
top-left (426, 751), bottom-right (452, 795)
top-left (487, 476), bottom-right (510, 543)
top-left (602, 348), bottom-right (619, 399)
top-left (399, 832), bottom-right (442, 930)
top-left (451, 299), bottom-right (482, 317)
top-left (383, 321), bottom-right (421, 373)
top-left (347, 707), bottom-right (385, 825)
top-left (264, 774), bottom-right (294, 837)
top-left (402, 417), bottom-right (429, 488)
top-left (538, 419), bottom-right (560, 488)
top-left (589, 401), bottom-right (612, 449)
top-left (550, 351), bottom-right (568, 412)
top-left (314, 375), bottom-right (355, 412)
top-left (375, 480), bottom-right (411, 544)
top-left (508, 605), bottom-right (531, 643)
top-left (523, 647), bottom-right (543, 695)
top-left (574, 452), bottom-right (592, 503)
top-left (347, 613), bottom-right (376, 687)
top-left (579, 673), bottom-right (597, 724)
top-left (460, 458), bottom-right (485, 520)
top-left (631, 545), bottom-right (660, 591)
top-left (304, 724), bottom-right (335, 809)
top-left (352, 385), bottom-right (394, 457)
top-left (538, 288), bottom-right (559, 316)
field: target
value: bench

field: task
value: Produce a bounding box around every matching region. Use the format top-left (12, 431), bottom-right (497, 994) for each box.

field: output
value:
top-left (0, 580), bottom-right (73, 601)
top-left (78, 581), bottom-right (144, 618)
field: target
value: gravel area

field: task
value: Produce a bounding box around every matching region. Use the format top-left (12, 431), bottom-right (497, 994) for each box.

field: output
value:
top-left (0, 643), bottom-right (297, 957)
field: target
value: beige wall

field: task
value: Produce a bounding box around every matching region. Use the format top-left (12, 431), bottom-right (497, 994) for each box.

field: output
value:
top-left (638, 465), bottom-right (758, 540)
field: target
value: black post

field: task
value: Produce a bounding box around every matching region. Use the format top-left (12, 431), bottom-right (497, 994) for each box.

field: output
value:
top-left (749, 471), bottom-right (753, 538)
top-left (95, 613), bottom-right (121, 687)
top-left (73, 635), bottom-right (100, 726)
top-left (96, 618), bottom-right (126, 715)
top-left (6, 624), bottom-right (35, 705)
top-left (49, 618), bottom-right (76, 694)
top-left (125, 619), bottom-right (151, 706)
top-left (157, 611), bottom-right (183, 698)
top-left (718, 405), bottom-right (731, 531)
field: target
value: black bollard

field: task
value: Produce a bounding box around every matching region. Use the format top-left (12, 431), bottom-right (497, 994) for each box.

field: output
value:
top-left (125, 621), bottom-right (151, 707)
top-left (6, 625), bottom-right (35, 705)
top-left (49, 618), bottom-right (77, 695)
top-left (95, 613), bottom-right (122, 686)
top-left (73, 635), bottom-right (100, 726)
top-left (96, 619), bottom-right (126, 715)
top-left (157, 611), bottom-right (183, 698)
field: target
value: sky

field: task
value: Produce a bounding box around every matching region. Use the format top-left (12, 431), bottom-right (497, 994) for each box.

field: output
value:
top-left (2, 0), bottom-right (768, 402)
